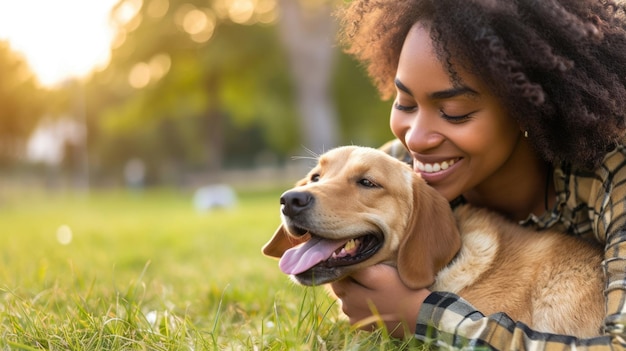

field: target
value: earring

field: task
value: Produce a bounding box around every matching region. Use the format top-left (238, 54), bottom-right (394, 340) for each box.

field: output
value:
top-left (524, 130), bottom-right (529, 138)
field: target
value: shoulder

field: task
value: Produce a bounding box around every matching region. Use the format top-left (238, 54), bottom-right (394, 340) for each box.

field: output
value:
top-left (600, 144), bottom-right (626, 174)
top-left (546, 145), bottom-right (626, 241)
top-left (379, 139), bottom-right (413, 165)
top-left (553, 145), bottom-right (626, 215)
top-left (558, 144), bottom-right (626, 183)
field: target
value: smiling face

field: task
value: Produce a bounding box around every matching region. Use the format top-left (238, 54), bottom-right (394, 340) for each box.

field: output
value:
top-left (275, 146), bottom-right (416, 285)
top-left (390, 24), bottom-right (527, 202)
top-left (263, 145), bottom-right (462, 288)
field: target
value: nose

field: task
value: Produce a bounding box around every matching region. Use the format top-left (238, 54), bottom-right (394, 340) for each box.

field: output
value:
top-left (391, 109), bottom-right (444, 153)
top-left (280, 191), bottom-right (314, 217)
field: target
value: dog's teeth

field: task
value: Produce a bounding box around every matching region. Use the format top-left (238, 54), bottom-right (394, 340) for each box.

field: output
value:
top-left (332, 247), bottom-right (349, 259)
top-left (345, 239), bottom-right (355, 251)
top-left (343, 239), bottom-right (360, 255)
top-left (330, 239), bottom-right (362, 261)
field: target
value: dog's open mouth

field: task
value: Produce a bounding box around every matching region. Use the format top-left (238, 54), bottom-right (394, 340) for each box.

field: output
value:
top-left (279, 233), bottom-right (382, 275)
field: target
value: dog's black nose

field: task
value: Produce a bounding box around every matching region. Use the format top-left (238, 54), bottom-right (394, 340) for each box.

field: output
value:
top-left (280, 191), bottom-right (314, 217)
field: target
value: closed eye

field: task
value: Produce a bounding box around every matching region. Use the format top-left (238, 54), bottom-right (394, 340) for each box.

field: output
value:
top-left (440, 110), bottom-right (475, 123)
top-left (394, 101), bottom-right (417, 112)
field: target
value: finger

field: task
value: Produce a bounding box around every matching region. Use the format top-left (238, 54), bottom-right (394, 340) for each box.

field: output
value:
top-left (331, 264), bottom-right (399, 298)
top-left (330, 278), bottom-right (349, 298)
top-left (348, 264), bottom-right (399, 288)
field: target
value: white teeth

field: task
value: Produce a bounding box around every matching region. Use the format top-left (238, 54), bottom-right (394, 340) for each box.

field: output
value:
top-left (417, 159), bottom-right (455, 173)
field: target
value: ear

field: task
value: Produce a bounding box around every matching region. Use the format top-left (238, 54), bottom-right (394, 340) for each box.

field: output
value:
top-left (396, 176), bottom-right (462, 289)
top-left (262, 225), bottom-right (309, 258)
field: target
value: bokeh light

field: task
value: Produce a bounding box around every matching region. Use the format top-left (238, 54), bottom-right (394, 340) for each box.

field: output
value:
top-left (129, 62), bottom-right (151, 89)
top-left (147, 0), bottom-right (169, 19)
top-left (56, 225), bottom-right (73, 245)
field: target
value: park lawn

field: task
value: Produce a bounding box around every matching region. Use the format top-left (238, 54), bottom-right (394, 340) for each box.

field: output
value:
top-left (0, 186), bottom-right (422, 350)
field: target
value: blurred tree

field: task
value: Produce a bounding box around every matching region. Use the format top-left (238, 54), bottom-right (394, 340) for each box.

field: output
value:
top-left (277, 0), bottom-right (339, 154)
top-left (0, 41), bottom-right (47, 163)
top-left (88, 0), bottom-right (298, 182)
top-left (83, 0), bottom-right (391, 184)
top-left (333, 53), bottom-right (395, 146)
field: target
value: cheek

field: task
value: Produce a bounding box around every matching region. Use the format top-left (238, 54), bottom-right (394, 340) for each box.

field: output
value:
top-left (460, 123), bottom-right (519, 174)
top-left (389, 109), bottom-right (406, 140)
top-left (458, 129), bottom-right (505, 158)
top-left (462, 112), bottom-right (519, 155)
top-left (484, 120), bottom-right (520, 153)
top-left (457, 129), bottom-right (492, 153)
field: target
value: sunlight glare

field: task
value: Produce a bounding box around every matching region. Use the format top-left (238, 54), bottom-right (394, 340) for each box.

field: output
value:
top-left (229, 0), bottom-right (255, 24)
top-left (147, 0), bottom-right (169, 19)
top-left (148, 53), bottom-right (172, 81)
top-left (56, 225), bottom-right (73, 245)
top-left (213, 0), bottom-right (277, 25)
top-left (127, 53), bottom-right (171, 89)
top-left (184, 9), bottom-right (216, 43)
top-left (256, 0), bottom-right (278, 24)
top-left (0, 0), bottom-right (119, 87)
top-left (113, 0), bottom-right (143, 24)
top-left (183, 9), bottom-right (208, 35)
top-left (129, 62), bottom-right (151, 89)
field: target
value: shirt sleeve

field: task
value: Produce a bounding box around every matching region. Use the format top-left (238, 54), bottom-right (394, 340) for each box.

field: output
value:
top-left (604, 226), bottom-right (626, 335)
top-left (416, 292), bottom-right (626, 350)
top-left (588, 147), bottom-right (626, 334)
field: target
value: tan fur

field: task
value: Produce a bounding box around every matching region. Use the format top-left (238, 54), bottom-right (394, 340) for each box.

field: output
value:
top-left (263, 146), bottom-right (605, 337)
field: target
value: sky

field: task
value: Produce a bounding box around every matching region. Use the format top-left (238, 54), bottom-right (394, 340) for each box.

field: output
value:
top-left (0, 0), bottom-right (120, 87)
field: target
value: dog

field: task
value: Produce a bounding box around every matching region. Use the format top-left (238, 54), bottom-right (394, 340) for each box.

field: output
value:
top-left (262, 145), bottom-right (605, 337)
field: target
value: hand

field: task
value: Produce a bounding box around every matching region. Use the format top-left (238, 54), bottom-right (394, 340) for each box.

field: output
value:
top-left (330, 264), bottom-right (431, 338)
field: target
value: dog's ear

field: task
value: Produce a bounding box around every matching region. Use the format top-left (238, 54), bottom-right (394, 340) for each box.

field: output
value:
top-left (262, 225), bottom-right (309, 258)
top-left (396, 176), bottom-right (461, 289)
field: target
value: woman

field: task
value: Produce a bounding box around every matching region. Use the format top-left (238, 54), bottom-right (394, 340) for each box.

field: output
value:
top-left (331, 0), bottom-right (626, 349)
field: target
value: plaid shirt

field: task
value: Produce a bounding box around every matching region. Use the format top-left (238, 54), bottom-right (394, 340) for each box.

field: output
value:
top-left (381, 140), bottom-right (626, 350)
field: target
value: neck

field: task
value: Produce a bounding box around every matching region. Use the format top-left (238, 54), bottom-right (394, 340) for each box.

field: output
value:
top-left (463, 140), bottom-right (555, 222)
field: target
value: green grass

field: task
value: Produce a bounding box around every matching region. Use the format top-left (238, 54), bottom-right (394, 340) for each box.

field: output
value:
top-left (0, 186), bottom-right (423, 350)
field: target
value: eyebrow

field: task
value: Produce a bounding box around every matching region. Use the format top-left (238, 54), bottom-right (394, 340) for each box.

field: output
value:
top-left (394, 77), bottom-right (479, 100)
top-left (394, 78), bottom-right (414, 95)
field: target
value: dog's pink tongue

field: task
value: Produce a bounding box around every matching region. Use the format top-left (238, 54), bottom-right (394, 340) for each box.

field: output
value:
top-left (279, 237), bottom-right (348, 275)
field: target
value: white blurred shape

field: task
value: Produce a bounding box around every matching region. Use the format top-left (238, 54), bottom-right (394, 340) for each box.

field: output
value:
top-left (56, 225), bottom-right (73, 245)
top-left (193, 184), bottom-right (237, 211)
top-left (27, 118), bottom-right (85, 165)
top-left (124, 158), bottom-right (146, 188)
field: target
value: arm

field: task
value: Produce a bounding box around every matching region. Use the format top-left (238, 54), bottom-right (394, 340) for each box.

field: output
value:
top-left (418, 292), bottom-right (619, 350)
top-left (603, 225), bottom-right (626, 337)
top-left (573, 146), bottom-right (626, 339)
top-left (332, 265), bottom-right (626, 350)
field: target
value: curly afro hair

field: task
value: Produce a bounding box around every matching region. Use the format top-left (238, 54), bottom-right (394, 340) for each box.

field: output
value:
top-left (337, 0), bottom-right (626, 170)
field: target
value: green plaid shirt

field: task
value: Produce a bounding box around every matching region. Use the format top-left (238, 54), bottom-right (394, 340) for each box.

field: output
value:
top-left (381, 140), bottom-right (626, 350)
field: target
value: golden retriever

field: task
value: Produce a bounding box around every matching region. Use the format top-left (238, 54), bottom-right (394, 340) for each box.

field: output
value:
top-left (262, 145), bottom-right (605, 337)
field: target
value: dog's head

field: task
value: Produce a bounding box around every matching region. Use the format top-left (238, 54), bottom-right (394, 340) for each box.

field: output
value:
top-left (262, 146), bottom-right (461, 289)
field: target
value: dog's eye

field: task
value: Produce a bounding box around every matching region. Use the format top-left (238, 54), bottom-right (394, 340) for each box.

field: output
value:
top-left (310, 174), bottom-right (320, 182)
top-left (358, 178), bottom-right (378, 188)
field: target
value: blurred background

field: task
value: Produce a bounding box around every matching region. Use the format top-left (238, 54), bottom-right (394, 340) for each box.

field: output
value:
top-left (0, 0), bottom-right (393, 192)
top-left (0, 2), bottom-right (399, 346)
